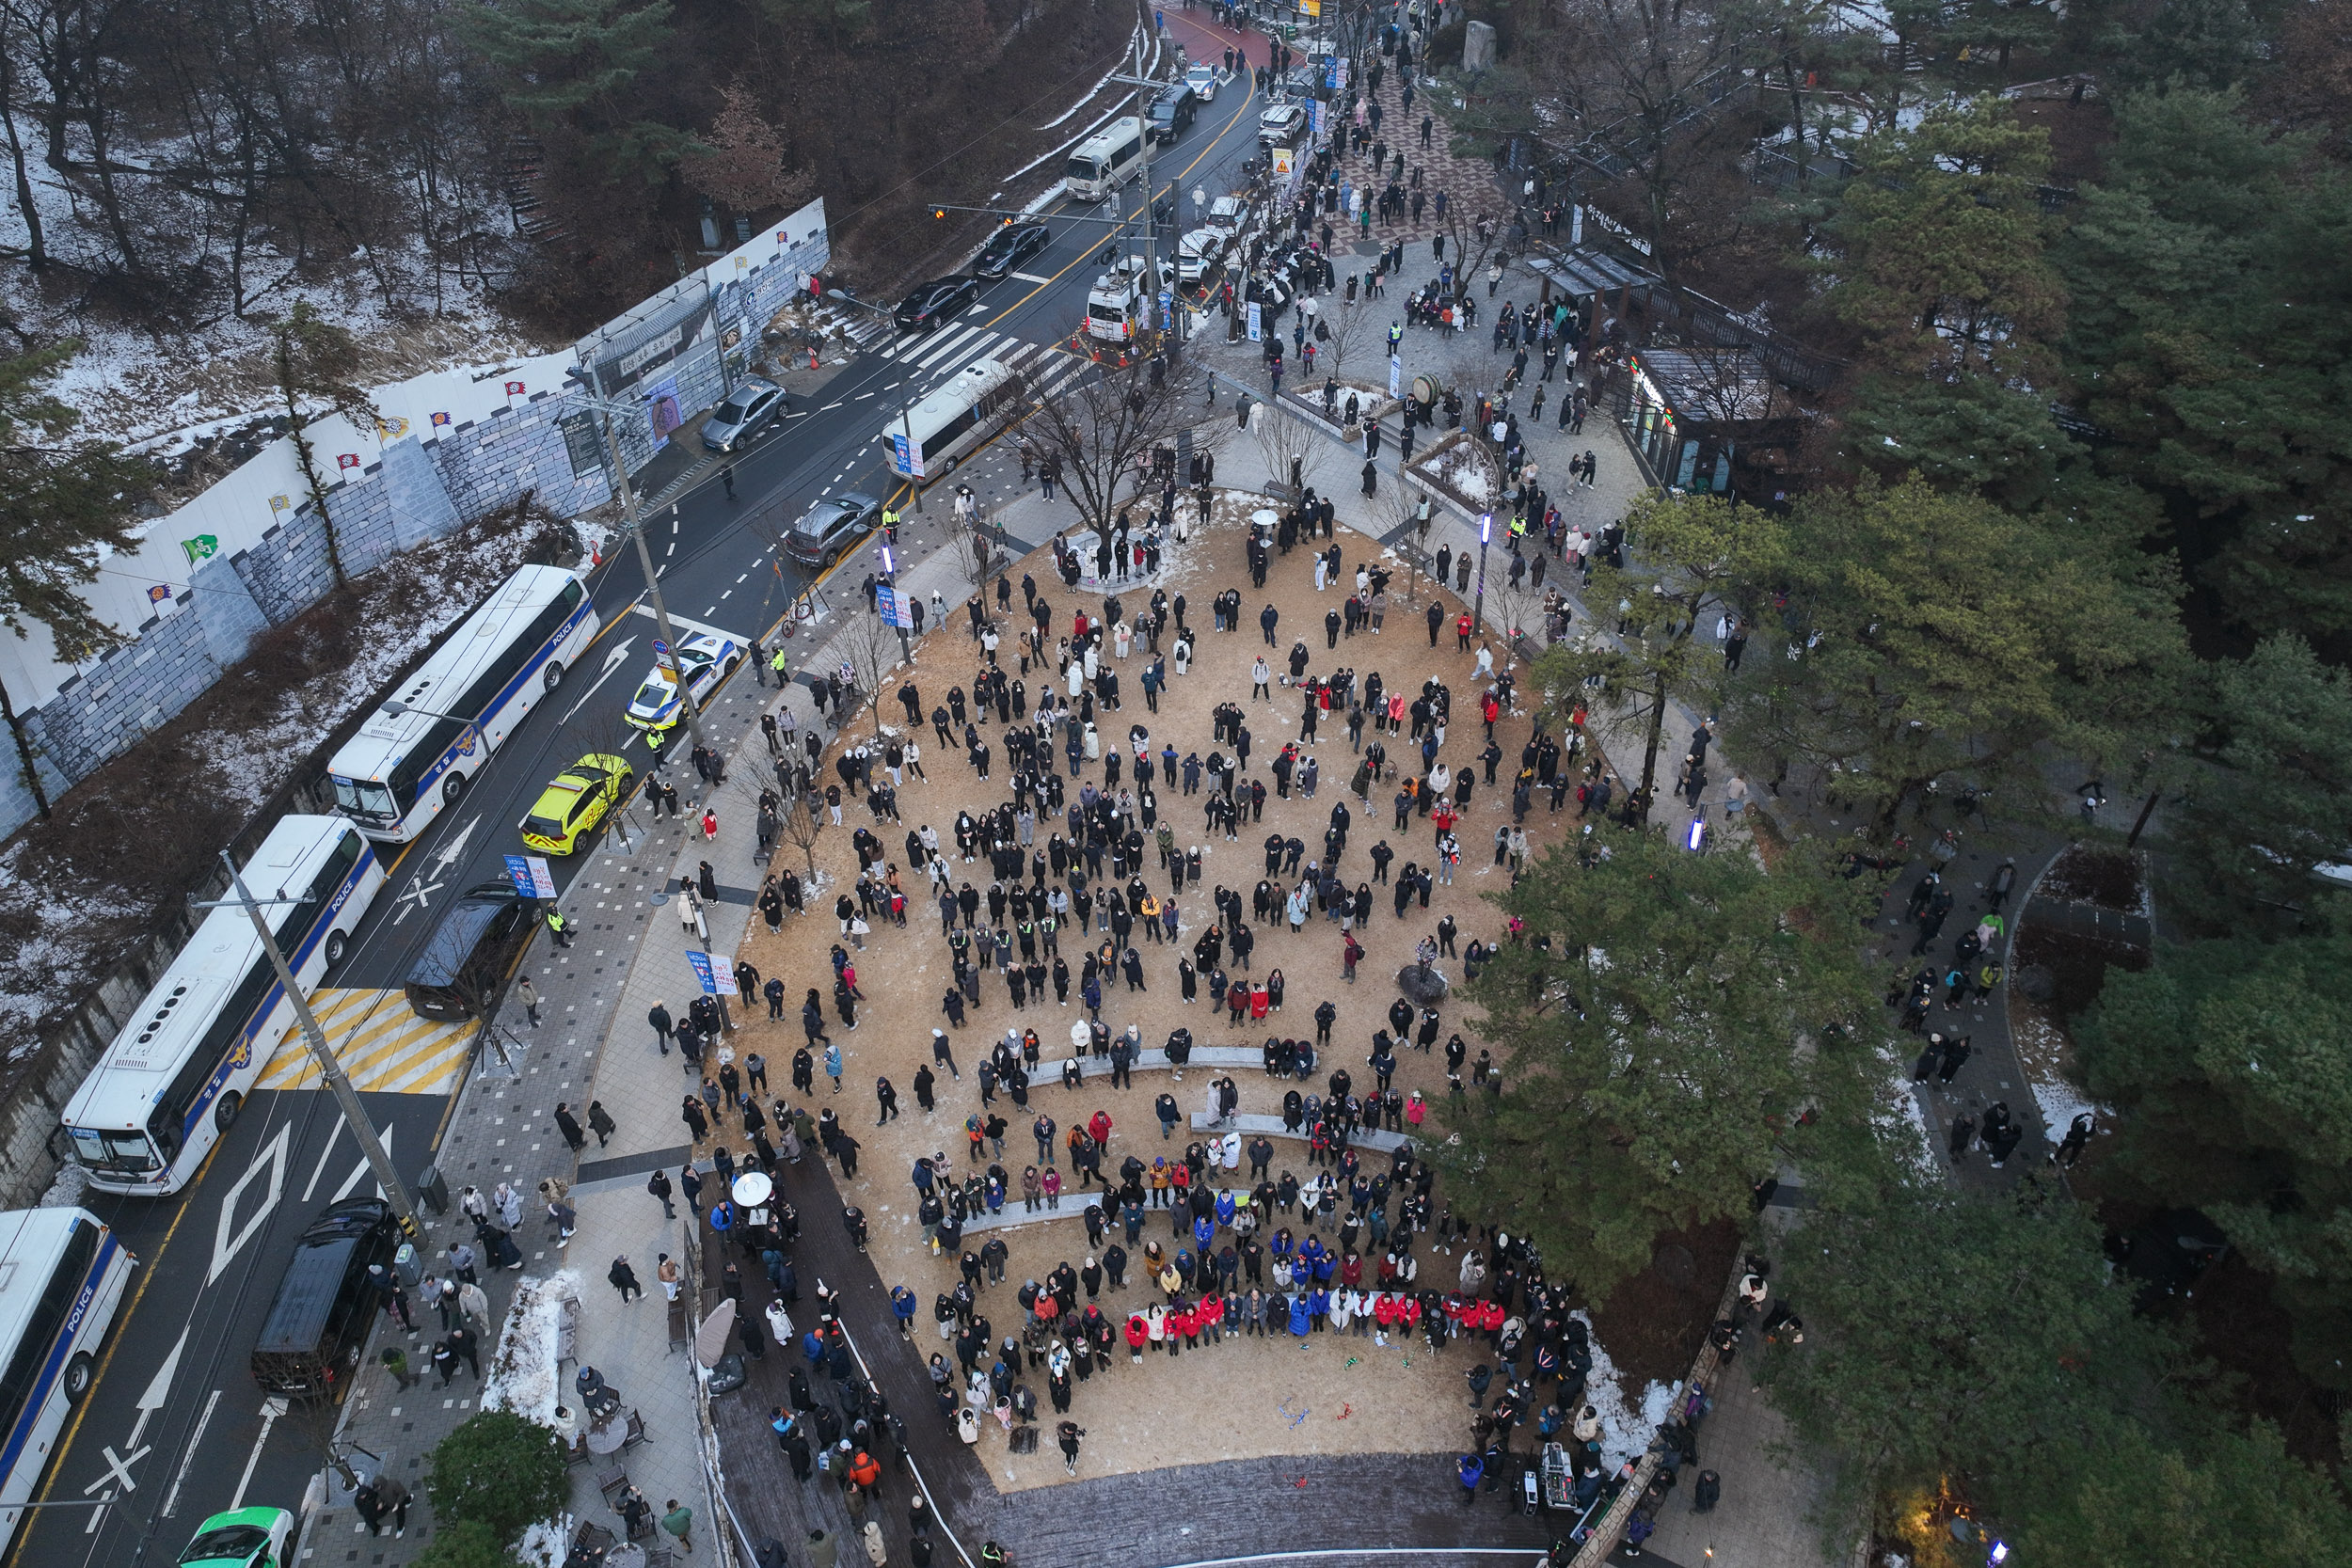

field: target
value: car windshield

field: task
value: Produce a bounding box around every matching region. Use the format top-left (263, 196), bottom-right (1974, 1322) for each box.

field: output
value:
top-left (629, 678), bottom-right (671, 708)
top-left (523, 812), bottom-right (565, 839)
top-left (181, 1523), bottom-right (271, 1563)
top-left (1065, 155), bottom-right (1102, 182)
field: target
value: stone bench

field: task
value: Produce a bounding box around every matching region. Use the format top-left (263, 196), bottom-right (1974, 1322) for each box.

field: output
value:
top-left (1189, 1110), bottom-right (1412, 1155)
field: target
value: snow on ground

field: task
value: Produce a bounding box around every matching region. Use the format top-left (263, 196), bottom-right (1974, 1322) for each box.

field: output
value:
top-left (483, 1270), bottom-right (581, 1425)
top-left (516, 1517), bottom-right (569, 1568)
top-left (1573, 1307), bottom-right (1673, 1470)
top-left (2012, 1006), bottom-right (2106, 1138)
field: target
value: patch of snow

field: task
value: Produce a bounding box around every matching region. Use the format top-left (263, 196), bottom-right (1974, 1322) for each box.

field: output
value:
top-left (1572, 1307), bottom-right (1672, 1472)
top-left (482, 1270), bottom-right (580, 1425)
top-left (516, 1516), bottom-right (568, 1568)
top-left (37, 1161), bottom-right (90, 1209)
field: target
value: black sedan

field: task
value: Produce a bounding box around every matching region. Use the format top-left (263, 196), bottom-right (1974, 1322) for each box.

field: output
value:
top-left (973, 221), bottom-right (1051, 278)
top-left (894, 276), bottom-right (980, 331)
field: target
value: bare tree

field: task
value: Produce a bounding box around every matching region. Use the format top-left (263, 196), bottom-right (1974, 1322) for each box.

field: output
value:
top-left (1313, 292), bottom-right (1376, 381)
top-left (1250, 394), bottom-right (1330, 499)
top-left (269, 301), bottom-right (381, 590)
top-left (1014, 351), bottom-right (1224, 537)
top-left (776, 784), bottom-right (825, 882)
top-left (839, 601), bottom-right (905, 739)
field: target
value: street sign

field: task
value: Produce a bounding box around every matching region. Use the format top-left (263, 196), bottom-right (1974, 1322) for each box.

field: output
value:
top-left (1248, 301), bottom-right (1263, 342)
top-left (875, 585), bottom-right (916, 629)
top-left (651, 638), bottom-right (668, 657)
top-left (890, 432), bottom-right (926, 480)
top-left (685, 951), bottom-right (739, 996)
top-left (1271, 147), bottom-right (1294, 177)
top-left (503, 853), bottom-right (556, 900)
top-left (1390, 354), bottom-right (1404, 399)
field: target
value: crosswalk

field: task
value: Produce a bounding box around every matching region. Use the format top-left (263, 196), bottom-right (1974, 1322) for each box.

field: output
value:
top-left (866, 322), bottom-right (1094, 409)
top-left (256, 987), bottom-right (480, 1097)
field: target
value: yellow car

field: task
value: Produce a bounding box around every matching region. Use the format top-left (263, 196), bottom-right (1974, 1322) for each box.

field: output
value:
top-left (519, 754), bottom-right (635, 854)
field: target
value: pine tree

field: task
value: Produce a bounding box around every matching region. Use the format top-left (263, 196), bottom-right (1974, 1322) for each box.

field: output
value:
top-left (0, 342), bottom-right (153, 818)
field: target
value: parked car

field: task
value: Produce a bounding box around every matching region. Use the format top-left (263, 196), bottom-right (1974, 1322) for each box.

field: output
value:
top-left (402, 881), bottom-right (538, 1022)
top-left (1258, 103), bottom-right (1307, 146)
top-left (1177, 227), bottom-right (1228, 284)
top-left (785, 491), bottom-right (884, 569)
top-left (1147, 85), bottom-right (1196, 144)
top-left (973, 221), bottom-right (1051, 278)
top-left (894, 276), bottom-right (979, 331)
top-left (1184, 62), bottom-right (1217, 102)
top-left (624, 631), bottom-right (743, 735)
top-left (700, 377), bottom-right (788, 451)
top-left (249, 1199), bottom-right (401, 1398)
top-left (176, 1507), bottom-right (296, 1568)
top-left (518, 753), bottom-right (634, 855)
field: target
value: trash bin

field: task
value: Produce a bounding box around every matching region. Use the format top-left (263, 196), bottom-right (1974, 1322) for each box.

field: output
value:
top-left (393, 1242), bottom-right (422, 1288)
top-left (416, 1164), bottom-right (450, 1214)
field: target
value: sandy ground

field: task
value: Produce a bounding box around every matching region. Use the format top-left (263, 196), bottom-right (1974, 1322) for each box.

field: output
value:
top-left (725, 493), bottom-right (1627, 1489)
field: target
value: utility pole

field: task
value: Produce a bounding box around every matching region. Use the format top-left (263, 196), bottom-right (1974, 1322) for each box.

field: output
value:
top-left (567, 368), bottom-right (715, 765)
top-left (202, 856), bottom-right (421, 1238)
top-left (1109, 28), bottom-right (1166, 349)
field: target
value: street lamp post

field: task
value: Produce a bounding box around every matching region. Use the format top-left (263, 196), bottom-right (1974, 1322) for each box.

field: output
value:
top-left (199, 857), bottom-right (422, 1238)
top-left (564, 369), bottom-right (715, 768)
top-left (1473, 511), bottom-right (1492, 635)
top-left (880, 544), bottom-right (912, 663)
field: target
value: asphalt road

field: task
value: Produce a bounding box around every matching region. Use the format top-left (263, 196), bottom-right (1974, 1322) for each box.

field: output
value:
top-left (9, 65), bottom-right (1271, 1568)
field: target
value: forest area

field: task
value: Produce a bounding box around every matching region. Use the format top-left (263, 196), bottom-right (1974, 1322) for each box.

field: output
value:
top-left (0, 0), bottom-right (1133, 442)
top-left (1413, 1), bottom-right (2352, 1564)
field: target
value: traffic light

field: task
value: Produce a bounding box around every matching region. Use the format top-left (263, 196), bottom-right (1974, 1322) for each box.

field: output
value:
top-left (933, 207), bottom-right (947, 220)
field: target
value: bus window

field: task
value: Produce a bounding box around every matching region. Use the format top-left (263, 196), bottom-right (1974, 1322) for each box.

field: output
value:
top-left (1066, 154), bottom-right (1102, 184)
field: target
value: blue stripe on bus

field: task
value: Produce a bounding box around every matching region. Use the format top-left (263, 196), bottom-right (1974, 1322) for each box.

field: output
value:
top-left (404, 600), bottom-right (596, 804)
top-left (0, 1233), bottom-right (120, 1481)
top-left (170, 843), bottom-right (382, 1144)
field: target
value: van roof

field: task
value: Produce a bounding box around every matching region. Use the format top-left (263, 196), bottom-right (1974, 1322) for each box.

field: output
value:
top-left (253, 1199), bottom-right (389, 1354)
top-left (406, 883), bottom-right (518, 989)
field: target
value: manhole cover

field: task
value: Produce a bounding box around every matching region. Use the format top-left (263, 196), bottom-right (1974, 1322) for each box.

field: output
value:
top-left (1652, 1243), bottom-right (1696, 1289)
top-left (2014, 964), bottom-right (2056, 1003)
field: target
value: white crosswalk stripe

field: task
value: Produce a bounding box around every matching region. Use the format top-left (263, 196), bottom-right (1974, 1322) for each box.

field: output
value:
top-left (902, 323), bottom-right (993, 369)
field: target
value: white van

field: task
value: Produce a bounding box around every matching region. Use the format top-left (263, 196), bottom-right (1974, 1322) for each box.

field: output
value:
top-left (1067, 119), bottom-right (1147, 203)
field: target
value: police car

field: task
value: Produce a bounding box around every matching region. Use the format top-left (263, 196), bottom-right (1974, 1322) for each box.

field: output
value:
top-left (624, 632), bottom-right (743, 735)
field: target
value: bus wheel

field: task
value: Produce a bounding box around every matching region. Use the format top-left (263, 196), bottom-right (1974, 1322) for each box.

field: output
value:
top-left (215, 1091), bottom-right (243, 1133)
top-left (63, 1352), bottom-right (94, 1403)
top-left (443, 771), bottom-right (468, 805)
top-left (543, 660), bottom-right (564, 691)
top-left (325, 931), bottom-right (350, 968)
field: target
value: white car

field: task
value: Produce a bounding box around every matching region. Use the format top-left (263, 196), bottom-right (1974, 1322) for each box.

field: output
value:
top-left (625, 631), bottom-right (743, 735)
top-left (1177, 227), bottom-right (1228, 283)
top-left (1185, 63), bottom-right (1217, 103)
top-left (1207, 194), bottom-right (1252, 237)
top-left (1259, 103), bottom-right (1307, 147)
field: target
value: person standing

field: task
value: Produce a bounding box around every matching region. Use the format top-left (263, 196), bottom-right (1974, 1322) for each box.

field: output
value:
top-left (648, 1167), bottom-right (675, 1219)
top-left (662, 1500), bottom-right (695, 1554)
top-left (1057, 1419), bottom-right (1085, 1475)
top-left (516, 977), bottom-right (542, 1026)
top-left (649, 1000), bottom-right (675, 1055)
top-left (553, 1102), bottom-right (586, 1153)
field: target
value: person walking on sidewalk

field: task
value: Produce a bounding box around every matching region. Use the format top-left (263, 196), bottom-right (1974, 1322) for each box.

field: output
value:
top-left (662, 1500), bottom-right (695, 1553)
top-left (516, 977), bottom-right (542, 1026)
top-left (588, 1101), bottom-right (617, 1148)
top-left (610, 1255), bottom-right (644, 1303)
top-left (379, 1346), bottom-right (417, 1390)
top-left (650, 1000), bottom-right (675, 1054)
top-left (648, 1167), bottom-right (675, 1218)
top-left (554, 1102), bottom-right (586, 1153)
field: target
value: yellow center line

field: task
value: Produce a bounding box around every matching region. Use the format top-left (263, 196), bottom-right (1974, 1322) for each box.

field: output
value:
top-left (983, 66), bottom-right (1259, 334)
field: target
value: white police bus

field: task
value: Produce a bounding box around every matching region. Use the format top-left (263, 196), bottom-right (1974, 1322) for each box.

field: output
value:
top-left (326, 564), bottom-right (597, 844)
top-left (882, 360), bottom-right (1022, 483)
top-left (0, 1207), bottom-right (135, 1559)
top-left (60, 816), bottom-right (387, 1196)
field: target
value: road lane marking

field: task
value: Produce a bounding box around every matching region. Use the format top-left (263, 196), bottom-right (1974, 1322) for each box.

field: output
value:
top-left (160, 1388), bottom-right (223, 1520)
top-left (206, 1121), bottom-right (291, 1286)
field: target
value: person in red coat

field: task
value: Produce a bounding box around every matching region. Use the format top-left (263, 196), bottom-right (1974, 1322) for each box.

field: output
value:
top-left (1124, 1314), bottom-right (1149, 1362)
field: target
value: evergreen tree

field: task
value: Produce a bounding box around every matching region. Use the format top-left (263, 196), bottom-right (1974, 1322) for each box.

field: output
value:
top-left (462, 0), bottom-right (695, 183)
top-left (0, 341), bottom-right (152, 817)
top-left (2055, 88), bottom-right (2352, 648)
top-left (423, 1410), bottom-right (568, 1546)
top-left (1720, 476), bottom-right (2181, 828)
top-left (2076, 919), bottom-right (2352, 1390)
top-left (1435, 829), bottom-right (1882, 1300)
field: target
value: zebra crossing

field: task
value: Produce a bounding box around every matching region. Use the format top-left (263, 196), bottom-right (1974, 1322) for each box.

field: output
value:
top-left (867, 321), bottom-right (1095, 406)
top-left (256, 987), bottom-right (480, 1097)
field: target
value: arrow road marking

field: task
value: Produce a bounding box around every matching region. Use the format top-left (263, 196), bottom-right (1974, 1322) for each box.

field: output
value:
top-left (230, 1399), bottom-right (287, 1512)
top-left (125, 1325), bottom-right (187, 1449)
top-left (560, 635), bottom-right (637, 723)
top-left (428, 815), bottom-right (480, 880)
top-left (208, 1121), bottom-right (291, 1286)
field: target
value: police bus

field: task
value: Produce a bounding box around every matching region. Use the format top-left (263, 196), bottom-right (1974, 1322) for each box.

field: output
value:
top-left (0, 1207), bottom-right (135, 1558)
top-left (326, 564), bottom-right (597, 844)
top-left (60, 816), bottom-right (387, 1196)
top-left (882, 360), bottom-right (1022, 483)
top-left (1065, 118), bottom-right (1146, 203)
